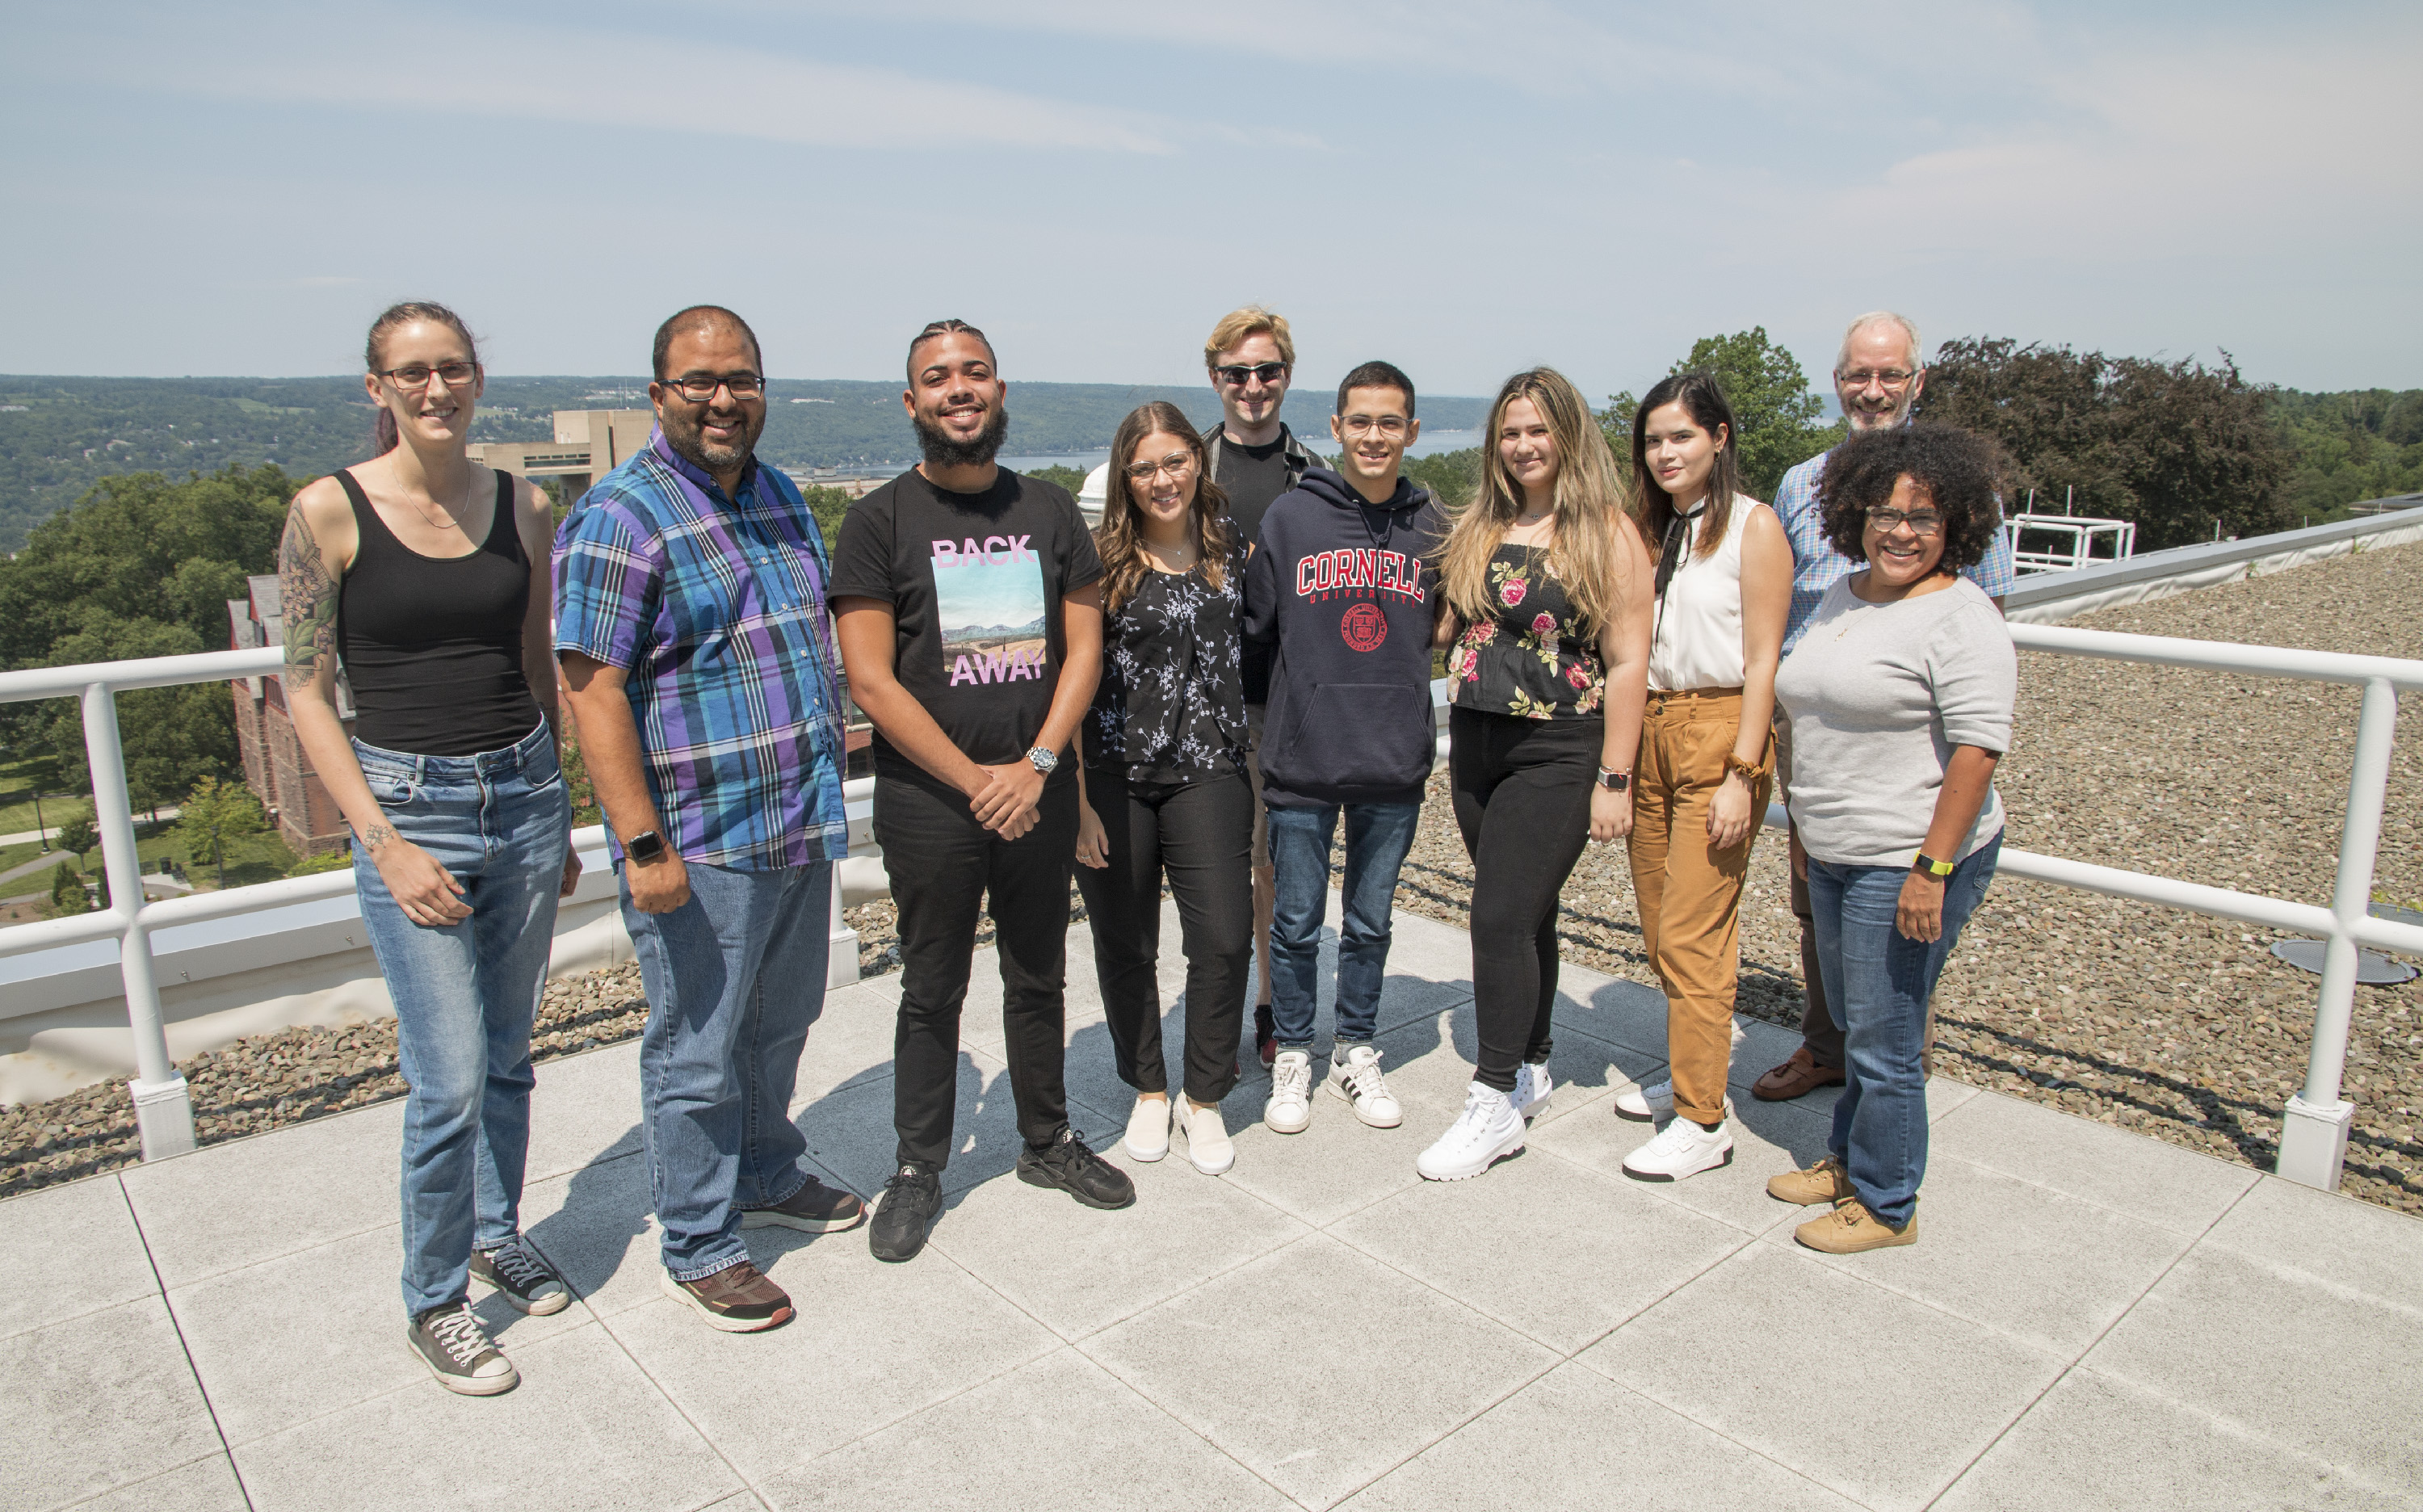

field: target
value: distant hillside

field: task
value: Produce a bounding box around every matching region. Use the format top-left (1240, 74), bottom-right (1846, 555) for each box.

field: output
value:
top-left (0, 375), bottom-right (1490, 549)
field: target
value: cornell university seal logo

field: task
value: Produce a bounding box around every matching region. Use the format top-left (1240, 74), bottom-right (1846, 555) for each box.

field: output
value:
top-left (1340, 602), bottom-right (1388, 653)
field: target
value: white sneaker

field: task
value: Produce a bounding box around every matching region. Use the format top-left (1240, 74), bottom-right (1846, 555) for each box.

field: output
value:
top-left (1266, 1050), bottom-right (1312, 1134)
top-left (1622, 1116), bottom-right (1735, 1182)
top-left (1613, 1077), bottom-right (1672, 1122)
top-left (1417, 1083), bottom-right (1526, 1181)
top-left (1325, 1044), bottom-right (1403, 1128)
top-left (1123, 1094), bottom-right (1171, 1162)
top-left (1173, 1097), bottom-right (1235, 1175)
top-left (1510, 1061), bottom-right (1553, 1120)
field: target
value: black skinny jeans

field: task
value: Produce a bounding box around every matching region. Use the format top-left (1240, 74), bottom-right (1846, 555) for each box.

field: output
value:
top-left (1449, 708), bottom-right (1598, 1094)
top-left (1074, 767), bottom-right (1253, 1106)
top-left (877, 774), bottom-right (1078, 1169)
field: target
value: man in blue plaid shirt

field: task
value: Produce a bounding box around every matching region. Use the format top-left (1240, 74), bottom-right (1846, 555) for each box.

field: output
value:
top-left (1751, 311), bottom-right (2014, 1104)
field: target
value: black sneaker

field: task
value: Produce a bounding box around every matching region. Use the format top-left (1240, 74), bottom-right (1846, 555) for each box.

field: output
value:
top-left (741, 1174), bottom-right (867, 1233)
top-left (408, 1301), bottom-right (518, 1396)
top-left (1016, 1127), bottom-right (1136, 1211)
top-left (868, 1164), bottom-right (943, 1263)
top-left (468, 1238), bottom-right (570, 1316)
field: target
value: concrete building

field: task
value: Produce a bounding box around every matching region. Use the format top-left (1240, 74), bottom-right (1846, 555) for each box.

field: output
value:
top-left (226, 575), bottom-right (353, 857)
top-left (468, 408), bottom-right (656, 503)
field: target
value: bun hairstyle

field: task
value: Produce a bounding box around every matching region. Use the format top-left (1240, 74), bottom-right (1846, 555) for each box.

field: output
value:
top-left (364, 300), bottom-right (481, 455)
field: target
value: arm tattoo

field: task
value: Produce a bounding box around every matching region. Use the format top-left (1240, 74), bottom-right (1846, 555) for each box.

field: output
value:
top-left (360, 823), bottom-right (397, 851)
top-left (279, 508), bottom-right (340, 676)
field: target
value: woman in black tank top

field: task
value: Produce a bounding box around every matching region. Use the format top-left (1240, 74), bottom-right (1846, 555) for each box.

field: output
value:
top-left (276, 301), bottom-right (580, 1395)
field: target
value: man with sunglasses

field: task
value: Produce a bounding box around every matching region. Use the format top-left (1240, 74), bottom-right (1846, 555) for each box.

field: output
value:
top-left (1201, 306), bottom-right (1324, 1065)
top-left (1750, 311), bottom-right (2014, 1106)
top-left (557, 305), bottom-right (862, 1334)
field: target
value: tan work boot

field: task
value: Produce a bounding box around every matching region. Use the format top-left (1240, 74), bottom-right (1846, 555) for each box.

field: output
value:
top-left (1767, 1155), bottom-right (1855, 1206)
top-left (1795, 1198), bottom-right (1917, 1254)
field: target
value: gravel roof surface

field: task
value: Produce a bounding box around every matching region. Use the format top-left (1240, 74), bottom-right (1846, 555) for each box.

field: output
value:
top-left (5, 541), bottom-right (2416, 1215)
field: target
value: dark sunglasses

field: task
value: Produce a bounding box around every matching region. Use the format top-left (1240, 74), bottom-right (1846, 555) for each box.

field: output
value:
top-left (1213, 362), bottom-right (1289, 387)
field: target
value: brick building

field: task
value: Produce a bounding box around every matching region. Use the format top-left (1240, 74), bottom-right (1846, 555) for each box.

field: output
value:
top-left (228, 575), bottom-right (354, 857)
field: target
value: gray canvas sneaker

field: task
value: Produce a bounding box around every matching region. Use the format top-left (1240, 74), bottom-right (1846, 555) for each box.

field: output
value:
top-left (408, 1302), bottom-right (519, 1396)
top-left (468, 1238), bottom-right (569, 1315)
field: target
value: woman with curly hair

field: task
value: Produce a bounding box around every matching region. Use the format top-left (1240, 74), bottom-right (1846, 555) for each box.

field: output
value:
top-left (1416, 368), bottom-right (1652, 1181)
top-left (1073, 401), bottom-right (1253, 1175)
top-left (1615, 372), bottom-right (1792, 1183)
top-left (1766, 422), bottom-right (2016, 1252)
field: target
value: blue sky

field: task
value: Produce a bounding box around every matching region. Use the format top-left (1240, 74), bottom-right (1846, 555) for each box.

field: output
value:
top-left (2, 1), bottom-right (2416, 397)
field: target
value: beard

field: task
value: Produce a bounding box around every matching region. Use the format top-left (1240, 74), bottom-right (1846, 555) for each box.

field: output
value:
top-left (913, 401), bottom-right (1009, 469)
top-left (1844, 390), bottom-right (1919, 432)
top-left (661, 404), bottom-right (764, 475)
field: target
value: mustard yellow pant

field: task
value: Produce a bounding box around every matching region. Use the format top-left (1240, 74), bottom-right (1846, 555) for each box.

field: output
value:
top-left (1625, 687), bottom-right (1772, 1127)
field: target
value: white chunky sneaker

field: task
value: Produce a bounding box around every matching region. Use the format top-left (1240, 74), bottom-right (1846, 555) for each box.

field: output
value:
top-left (1123, 1094), bottom-right (1171, 1162)
top-left (1622, 1116), bottom-right (1735, 1182)
top-left (1613, 1077), bottom-right (1673, 1122)
top-left (1510, 1060), bottom-right (1553, 1120)
top-left (1326, 1044), bottom-right (1403, 1128)
top-left (1173, 1097), bottom-right (1236, 1175)
top-left (1265, 1050), bottom-right (1313, 1134)
top-left (1417, 1082), bottom-right (1526, 1181)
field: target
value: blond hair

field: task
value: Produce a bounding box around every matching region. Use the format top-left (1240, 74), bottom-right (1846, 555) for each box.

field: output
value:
top-left (1203, 305), bottom-right (1295, 370)
top-left (1433, 368), bottom-right (1635, 636)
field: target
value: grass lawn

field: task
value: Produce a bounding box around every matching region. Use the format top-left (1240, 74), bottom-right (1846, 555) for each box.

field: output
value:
top-left (0, 750), bottom-right (73, 838)
top-left (134, 825), bottom-right (299, 891)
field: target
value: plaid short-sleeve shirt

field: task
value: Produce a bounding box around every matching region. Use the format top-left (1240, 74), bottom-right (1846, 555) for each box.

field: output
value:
top-left (553, 433), bottom-right (848, 869)
top-left (1777, 445), bottom-right (2016, 656)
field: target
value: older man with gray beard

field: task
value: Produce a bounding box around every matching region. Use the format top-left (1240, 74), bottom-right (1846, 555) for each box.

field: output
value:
top-left (1750, 311), bottom-right (2014, 1102)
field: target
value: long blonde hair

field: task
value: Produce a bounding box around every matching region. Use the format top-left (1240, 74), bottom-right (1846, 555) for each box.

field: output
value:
top-left (1094, 401), bottom-right (1232, 615)
top-left (1432, 368), bottom-right (1633, 634)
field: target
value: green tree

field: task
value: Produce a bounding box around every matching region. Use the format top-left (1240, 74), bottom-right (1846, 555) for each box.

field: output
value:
top-left (1401, 447), bottom-right (1485, 510)
top-left (55, 810), bottom-right (97, 863)
top-left (49, 861), bottom-right (92, 917)
top-left (1605, 329), bottom-right (1841, 500)
top-left (36, 614), bottom-right (241, 811)
top-left (284, 848), bottom-right (354, 878)
top-left (1023, 464), bottom-right (1090, 499)
top-left (1921, 338), bottom-right (2294, 548)
top-left (799, 484), bottom-right (855, 546)
top-left (171, 775), bottom-right (267, 889)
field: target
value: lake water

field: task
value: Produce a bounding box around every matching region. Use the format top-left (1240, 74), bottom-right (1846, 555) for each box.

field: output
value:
top-left (999, 429), bottom-right (1480, 477)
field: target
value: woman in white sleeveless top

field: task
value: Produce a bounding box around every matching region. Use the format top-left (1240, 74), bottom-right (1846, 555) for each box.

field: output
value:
top-left (1614, 373), bottom-right (1792, 1182)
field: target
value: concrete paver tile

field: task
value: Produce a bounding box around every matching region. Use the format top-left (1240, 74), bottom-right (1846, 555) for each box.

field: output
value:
top-left (1578, 1242), bottom-right (2065, 1512)
top-left (1928, 1086), bottom-right (2261, 1237)
top-left (166, 1222), bottom-right (586, 1447)
top-left (1081, 1233), bottom-right (1556, 1510)
top-left (598, 1241), bottom-right (1058, 1480)
top-left (1330, 1147), bottom-right (1752, 1355)
top-left (60, 1453), bottom-right (250, 1512)
top-left (1539, 971), bottom-right (1673, 1059)
top-left (929, 1135), bottom-right (1307, 1342)
top-left (789, 1052), bottom-right (1122, 1206)
top-left (787, 979), bottom-right (918, 1108)
top-left (521, 1040), bottom-right (644, 1181)
top-left (1212, 1100), bottom-right (1430, 1229)
top-left (0, 1175), bottom-right (157, 1342)
top-left (758, 1347), bottom-right (1292, 1512)
top-left (120, 1098), bottom-right (406, 1289)
top-left (2198, 1173), bottom-right (2423, 1309)
top-left (1337, 1360), bottom-right (1862, 1511)
top-left (231, 1323), bottom-right (737, 1512)
top-left (517, 1149), bottom-right (660, 1317)
top-left (2083, 1243), bottom-right (2423, 1489)
top-left (1934, 1365), bottom-right (2415, 1511)
top-left (0, 1296), bottom-right (222, 1512)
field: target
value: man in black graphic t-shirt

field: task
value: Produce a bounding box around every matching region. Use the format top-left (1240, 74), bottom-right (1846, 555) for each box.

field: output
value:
top-left (834, 320), bottom-right (1135, 1263)
top-left (1201, 306), bottom-right (1325, 1065)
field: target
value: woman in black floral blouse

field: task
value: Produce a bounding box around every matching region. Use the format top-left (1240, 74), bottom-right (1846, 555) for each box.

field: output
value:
top-left (1413, 368), bottom-right (1654, 1182)
top-left (1074, 401), bottom-right (1254, 1176)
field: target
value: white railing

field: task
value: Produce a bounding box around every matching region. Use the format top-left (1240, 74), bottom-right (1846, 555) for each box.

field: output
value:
top-left (5, 625), bottom-right (2418, 1189)
top-left (2009, 513), bottom-right (2138, 576)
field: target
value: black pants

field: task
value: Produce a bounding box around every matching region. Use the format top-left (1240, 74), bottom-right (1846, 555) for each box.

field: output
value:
top-left (1074, 768), bottom-right (1252, 1106)
top-left (1449, 708), bottom-right (1598, 1093)
top-left (877, 774), bottom-right (1077, 1169)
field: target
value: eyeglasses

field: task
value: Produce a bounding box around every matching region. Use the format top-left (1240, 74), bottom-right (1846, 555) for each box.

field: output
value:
top-left (1866, 506), bottom-right (1943, 535)
top-left (1837, 368), bottom-right (1917, 391)
top-left (661, 372), bottom-right (766, 402)
top-left (1125, 452), bottom-right (1196, 483)
top-left (1339, 415), bottom-right (1409, 438)
top-left (378, 361), bottom-right (477, 390)
top-left (1213, 362), bottom-right (1289, 388)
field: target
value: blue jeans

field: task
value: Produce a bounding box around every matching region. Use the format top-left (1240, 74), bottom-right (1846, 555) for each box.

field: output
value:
top-left (1809, 833), bottom-right (2000, 1227)
top-left (621, 858), bottom-right (830, 1281)
top-left (1265, 800), bottom-right (1421, 1052)
top-left (353, 723), bottom-right (569, 1320)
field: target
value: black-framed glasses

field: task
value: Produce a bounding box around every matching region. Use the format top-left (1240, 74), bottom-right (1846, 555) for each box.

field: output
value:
top-left (661, 372), bottom-right (766, 402)
top-left (378, 361), bottom-right (477, 390)
top-left (1339, 414), bottom-right (1409, 438)
top-left (1837, 368), bottom-right (1917, 391)
top-left (1213, 362), bottom-right (1289, 387)
top-left (1867, 506), bottom-right (1943, 535)
top-left (1124, 452), bottom-right (1196, 484)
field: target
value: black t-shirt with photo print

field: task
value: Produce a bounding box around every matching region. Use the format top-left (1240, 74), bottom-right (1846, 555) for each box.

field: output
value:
top-left (831, 467), bottom-right (1104, 792)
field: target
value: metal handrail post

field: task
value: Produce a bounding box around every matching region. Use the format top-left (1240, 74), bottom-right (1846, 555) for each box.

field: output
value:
top-left (826, 858), bottom-right (859, 990)
top-left (82, 682), bottom-right (196, 1160)
top-left (2276, 675), bottom-right (2398, 1189)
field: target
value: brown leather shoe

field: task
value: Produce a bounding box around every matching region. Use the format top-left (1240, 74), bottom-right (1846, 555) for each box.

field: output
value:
top-left (659, 1260), bottom-right (793, 1333)
top-left (1752, 1047), bottom-right (1846, 1102)
top-left (1767, 1155), bottom-right (1855, 1206)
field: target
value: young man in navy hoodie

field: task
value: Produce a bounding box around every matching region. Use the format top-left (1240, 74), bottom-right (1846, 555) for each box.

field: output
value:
top-left (1243, 360), bottom-right (1446, 1136)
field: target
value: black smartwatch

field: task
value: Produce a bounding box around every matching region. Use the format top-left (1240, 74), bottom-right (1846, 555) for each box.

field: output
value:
top-left (625, 830), bottom-right (667, 863)
top-left (1595, 767), bottom-right (1631, 792)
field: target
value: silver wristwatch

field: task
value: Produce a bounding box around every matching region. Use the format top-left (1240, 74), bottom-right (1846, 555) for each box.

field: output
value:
top-left (1026, 746), bottom-right (1060, 775)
